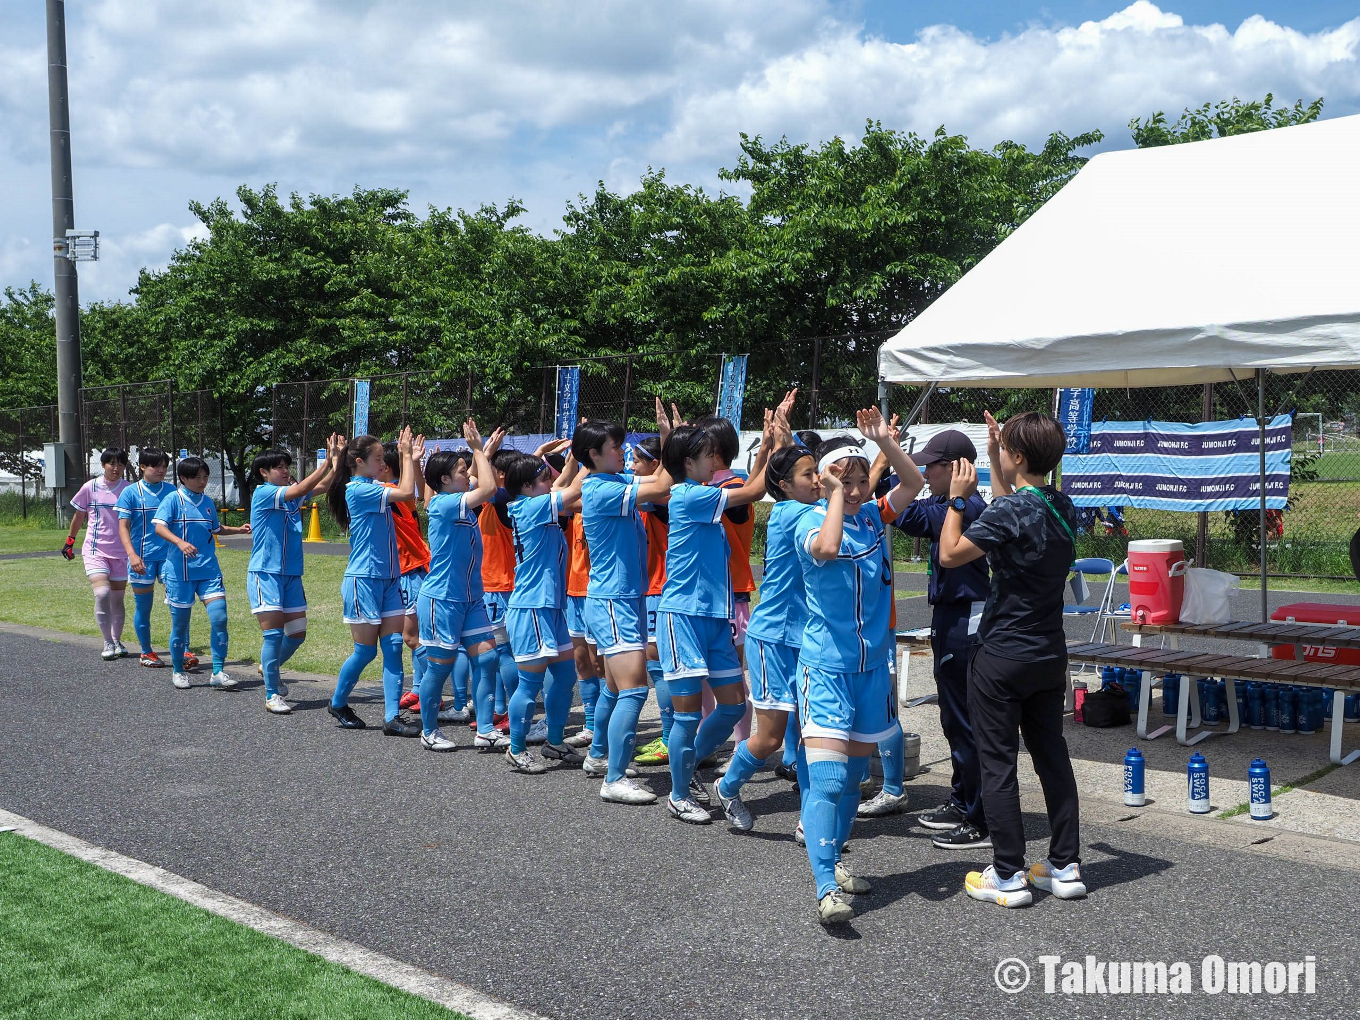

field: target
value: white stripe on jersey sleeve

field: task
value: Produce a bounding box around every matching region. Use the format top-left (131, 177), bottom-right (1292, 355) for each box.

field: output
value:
top-left (709, 486), bottom-right (729, 524)
top-left (549, 491), bottom-right (562, 520)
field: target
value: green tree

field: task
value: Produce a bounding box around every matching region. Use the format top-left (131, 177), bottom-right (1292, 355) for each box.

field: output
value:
top-left (1129, 93), bottom-right (1323, 147)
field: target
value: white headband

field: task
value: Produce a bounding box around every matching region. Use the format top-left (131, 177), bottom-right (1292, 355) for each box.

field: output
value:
top-left (818, 446), bottom-right (869, 474)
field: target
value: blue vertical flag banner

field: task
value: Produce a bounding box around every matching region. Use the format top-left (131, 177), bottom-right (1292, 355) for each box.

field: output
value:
top-left (1061, 414), bottom-right (1292, 512)
top-left (717, 354), bottom-right (748, 426)
top-left (353, 379), bottom-right (371, 438)
top-left (555, 366), bottom-right (581, 439)
top-left (1058, 387), bottom-right (1095, 454)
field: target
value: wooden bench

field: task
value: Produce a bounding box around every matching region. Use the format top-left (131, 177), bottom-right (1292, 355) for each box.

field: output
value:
top-left (1066, 641), bottom-right (1360, 765)
top-left (1123, 619), bottom-right (1360, 659)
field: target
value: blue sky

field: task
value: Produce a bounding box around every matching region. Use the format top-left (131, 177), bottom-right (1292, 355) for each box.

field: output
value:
top-left (1, 1), bottom-right (1358, 304)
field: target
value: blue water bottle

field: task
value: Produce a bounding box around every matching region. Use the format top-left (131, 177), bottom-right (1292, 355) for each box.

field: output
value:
top-left (1100, 665), bottom-right (1115, 690)
top-left (1345, 693), bottom-right (1360, 723)
top-left (1246, 682), bottom-right (1264, 729)
top-left (1199, 679), bottom-right (1220, 724)
top-left (1232, 682), bottom-right (1246, 722)
top-left (1279, 686), bottom-right (1297, 734)
top-left (1298, 689), bottom-right (1317, 735)
top-left (1249, 758), bottom-right (1272, 820)
top-left (1264, 684), bottom-right (1280, 730)
top-left (1123, 747), bottom-right (1146, 807)
top-left (1162, 673), bottom-right (1180, 716)
top-left (1187, 752), bottom-right (1210, 813)
top-left (1126, 669), bottom-right (1142, 711)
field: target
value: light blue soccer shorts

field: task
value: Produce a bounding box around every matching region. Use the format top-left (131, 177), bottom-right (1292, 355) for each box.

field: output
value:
top-left (342, 575), bottom-right (404, 625)
top-left (645, 593), bottom-right (662, 646)
top-left (164, 573), bottom-right (227, 609)
top-left (482, 590), bottom-right (510, 644)
top-left (506, 606), bottom-right (573, 664)
top-left (584, 595), bottom-right (648, 657)
top-left (247, 570), bottom-right (307, 614)
top-left (129, 558), bottom-right (166, 589)
top-left (566, 594), bottom-right (592, 642)
top-left (798, 661), bottom-right (897, 744)
top-left (747, 636), bottom-right (799, 712)
top-left (655, 610), bottom-right (743, 695)
top-left (398, 567), bottom-right (427, 617)
top-left (416, 594), bottom-right (495, 652)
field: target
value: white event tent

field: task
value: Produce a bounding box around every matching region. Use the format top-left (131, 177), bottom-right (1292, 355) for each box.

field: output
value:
top-left (878, 113), bottom-right (1360, 615)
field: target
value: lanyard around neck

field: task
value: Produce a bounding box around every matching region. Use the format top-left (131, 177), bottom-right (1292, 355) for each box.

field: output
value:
top-left (1017, 485), bottom-right (1076, 565)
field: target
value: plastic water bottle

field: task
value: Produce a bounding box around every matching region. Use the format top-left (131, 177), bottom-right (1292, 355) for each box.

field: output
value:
top-left (1123, 747), bottom-right (1146, 807)
top-left (1279, 686), bottom-right (1297, 734)
top-left (1199, 679), bottom-right (1220, 724)
top-left (1125, 669), bottom-right (1142, 711)
top-left (1100, 665), bottom-right (1115, 690)
top-left (1248, 758), bottom-right (1272, 820)
top-left (1298, 689), bottom-right (1317, 735)
top-left (1215, 679), bottom-right (1230, 719)
top-left (1232, 682), bottom-right (1246, 722)
top-left (1246, 682), bottom-right (1265, 729)
top-left (1345, 693), bottom-right (1360, 723)
top-left (1264, 685), bottom-right (1280, 730)
top-left (1187, 752), bottom-right (1210, 813)
top-left (1073, 680), bottom-right (1087, 724)
top-left (1162, 673), bottom-right (1180, 716)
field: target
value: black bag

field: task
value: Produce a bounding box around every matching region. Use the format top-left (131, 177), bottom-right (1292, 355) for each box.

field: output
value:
top-left (1083, 683), bottom-right (1132, 727)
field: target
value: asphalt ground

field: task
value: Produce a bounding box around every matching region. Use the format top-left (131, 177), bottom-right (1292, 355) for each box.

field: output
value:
top-left (1, 629), bottom-right (1358, 1018)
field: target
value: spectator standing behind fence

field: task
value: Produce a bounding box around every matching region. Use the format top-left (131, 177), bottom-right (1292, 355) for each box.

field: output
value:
top-left (937, 410), bottom-right (1087, 909)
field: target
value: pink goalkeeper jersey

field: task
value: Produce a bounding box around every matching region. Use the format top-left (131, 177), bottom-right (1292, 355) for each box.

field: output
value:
top-left (71, 477), bottom-right (129, 558)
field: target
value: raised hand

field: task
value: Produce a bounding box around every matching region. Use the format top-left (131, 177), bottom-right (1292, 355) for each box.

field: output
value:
top-left (411, 434), bottom-right (426, 462)
top-left (856, 407), bottom-right (891, 445)
top-left (485, 426), bottom-right (506, 456)
top-left (819, 464), bottom-right (844, 494)
top-left (949, 458), bottom-right (979, 499)
top-left (983, 410), bottom-right (1002, 455)
top-left (655, 397), bottom-right (672, 439)
top-left (397, 425), bottom-right (414, 456)
top-left (776, 388), bottom-right (798, 421)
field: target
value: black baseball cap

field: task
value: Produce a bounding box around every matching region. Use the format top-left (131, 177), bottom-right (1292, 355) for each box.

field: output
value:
top-left (912, 429), bottom-right (977, 467)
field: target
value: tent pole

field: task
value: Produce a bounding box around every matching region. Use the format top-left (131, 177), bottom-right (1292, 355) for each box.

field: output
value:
top-left (1258, 368), bottom-right (1267, 623)
top-left (901, 382), bottom-right (936, 429)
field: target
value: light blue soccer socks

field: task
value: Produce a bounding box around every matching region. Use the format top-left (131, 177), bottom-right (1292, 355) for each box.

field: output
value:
top-left (410, 643), bottom-right (428, 692)
top-left (783, 714), bottom-right (800, 769)
top-left (452, 649), bottom-right (470, 710)
top-left (646, 660), bottom-right (674, 741)
top-left (509, 669), bottom-right (545, 754)
top-left (280, 632), bottom-right (306, 666)
top-left (333, 641), bottom-right (378, 708)
top-left (717, 740), bottom-right (766, 800)
top-left (420, 656), bottom-right (456, 734)
top-left (472, 647), bottom-right (499, 736)
top-left (579, 674), bottom-right (602, 731)
top-left (379, 632), bottom-right (406, 722)
top-left (260, 628), bottom-right (284, 699)
top-left (494, 643), bottom-right (517, 714)
top-left (838, 756), bottom-right (870, 847)
top-left (667, 709), bottom-right (702, 800)
top-left (206, 597), bottom-right (229, 673)
top-left (804, 751), bottom-right (849, 899)
top-left (543, 659), bottom-right (577, 746)
top-left (133, 590), bottom-right (155, 655)
top-left (878, 722), bottom-right (905, 798)
top-left (694, 699), bottom-right (746, 765)
top-left (606, 686), bottom-right (646, 782)
top-left (169, 605), bottom-right (193, 672)
top-left (589, 686), bottom-right (618, 760)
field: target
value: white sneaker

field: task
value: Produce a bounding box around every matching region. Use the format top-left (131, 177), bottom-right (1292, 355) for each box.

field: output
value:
top-left (437, 704), bottom-right (471, 724)
top-left (278, 681), bottom-right (289, 697)
top-left (565, 728), bottom-right (594, 748)
top-left (667, 796), bottom-right (712, 825)
top-left (541, 741), bottom-right (584, 764)
top-left (505, 748), bottom-right (548, 774)
top-left (209, 671), bottom-right (238, 689)
top-left (599, 777), bottom-right (657, 805)
top-left (474, 731), bottom-right (510, 750)
top-left (817, 890), bottom-right (853, 926)
top-left (172, 671), bottom-right (192, 690)
top-left (114, 640), bottom-right (129, 658)
top-left (421, 728), bottom-right (457, 752)
top-left (526, 718), bottom-right (549, 745)
top-left (857, 790), bottom-right (908, 818)
top-left (835, 861), bottom-right (871, 895)
top-left (582, 755), bottom-right (637, 778)
top-left (101, 642), bottom-right (118, 662)
top-left (264, 694), bottom-right (292, 714)
top-left (715, 786), bottom-right (754, 831)
top-left (965, 865), bottom-right (1033, 908)
top-left (1027, 859), bottom-right (1087, 899)
top-left (795, 819), bottom-right (805, 845)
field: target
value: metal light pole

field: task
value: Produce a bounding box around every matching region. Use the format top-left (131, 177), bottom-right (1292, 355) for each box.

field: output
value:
top-left (47, 0), bottom-right (85, 518)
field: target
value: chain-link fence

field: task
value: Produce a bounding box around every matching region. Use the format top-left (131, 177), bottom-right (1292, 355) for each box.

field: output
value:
top-left (565, 351), bottom-right (724, 433)
top-left (0, 404), bottom-right (59, 519)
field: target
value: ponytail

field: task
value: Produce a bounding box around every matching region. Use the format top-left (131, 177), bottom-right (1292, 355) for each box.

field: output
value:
top-left (327, 435), bottom-right (382, 531)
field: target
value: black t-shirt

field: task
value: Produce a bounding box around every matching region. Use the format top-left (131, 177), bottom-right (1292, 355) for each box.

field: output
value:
top-left (963, 485), bottom-right (1077, 660)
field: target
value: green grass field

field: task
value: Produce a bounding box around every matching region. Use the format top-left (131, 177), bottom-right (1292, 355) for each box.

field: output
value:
top-left (0, 832), bottom-right (461, 1020)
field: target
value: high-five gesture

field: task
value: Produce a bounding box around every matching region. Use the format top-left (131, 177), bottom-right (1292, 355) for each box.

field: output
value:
top-left (856, 407), bottom-right (893, 446)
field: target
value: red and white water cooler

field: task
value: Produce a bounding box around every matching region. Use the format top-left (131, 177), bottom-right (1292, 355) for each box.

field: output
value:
top-left (1127, 539), bottom-right (1187, 625)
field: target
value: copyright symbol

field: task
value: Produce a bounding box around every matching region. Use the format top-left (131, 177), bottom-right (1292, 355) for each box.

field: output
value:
top-left (994, 958), bottom-right (1030, 994)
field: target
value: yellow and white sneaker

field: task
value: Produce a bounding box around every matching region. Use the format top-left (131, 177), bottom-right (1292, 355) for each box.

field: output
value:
top-left (965, 865), bottom-right (1033, 908)
top-left (1027, 859), bottom-right (1087, 899)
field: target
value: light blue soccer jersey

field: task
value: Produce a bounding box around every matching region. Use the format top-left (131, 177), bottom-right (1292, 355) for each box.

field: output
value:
top-left (745, 499), bottom-right (811, 647)
top-left (657, 481), bottom-right (732, 620)
top-left (507, 491), bottom-right (567, 610)
top-left (153, 488), bottom-right (223, 581)
top-left (794, 499), bottom-right (893, 672)
top-left (422, 490), bottom-right (483, 602)
top-left (581, 472), bottom-right (647, 599)
top-left (116, 479), bottom-right (174, 563)
top-left (248, 482), bottom-right (304, 575)
top-left (344, 477), bottom-right (399, 580)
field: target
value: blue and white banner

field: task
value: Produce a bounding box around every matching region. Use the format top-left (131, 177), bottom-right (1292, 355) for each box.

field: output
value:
top-left (554, 366), bottom-right (581, 439)
top-left (717, 354), bottom-right (748, 426)
top-left (353, 379), bottom-right (371, 437)
top-left (1061, 414), bottom-right (1292, 512)
top-left (1057, 387), bottom-right (1095, 454)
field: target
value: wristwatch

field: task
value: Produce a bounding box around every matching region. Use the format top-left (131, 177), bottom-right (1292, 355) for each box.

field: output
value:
top-left (949, 496), bottom-right (968, 513)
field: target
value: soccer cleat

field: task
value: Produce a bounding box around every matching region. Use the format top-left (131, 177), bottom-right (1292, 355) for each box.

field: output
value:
top-left (382, 717), bottom-right (421, 737)
top-left (209, 671), bottom-right (239, 690)
top-left (667, 796), bottom-right (712, 825)
top-left (492, 712), bottom-right (510, 734)
top-left (183, 652), bottom-right (200, 670)
top-left (1027, 859), bottom-right (1087, 899)
top-left (327, 704), bottom-right (367, 729)
top-left (773, 762), bottom-right (798, 784)
top-left (264, 694), bottom-right (292, 715)
top-left (859, 772), bottom-right (875, 796)
top-left (582, 755), bottom-right (637, 778)
top-left (140, 652), bottom-right (165, 668)
top-left (171, 671), bottom-right (192, 690)
top-left (965, 866), bottom-right (1033, 908)
top-left (817, 890), bottom-right (854, 926)
top-left (835, 862), bottom-right (872, 895)
top-left (795, 820), bottom-right (805, 845)
top-left (399, 690), bottom-right (420, 711)
top-left (114, 641), bottom-right (129, 658)
top-left (565, 728), bottom-right (594, 748)
top-left (541, 741), bottom-right (584, 764)
top-left (917, 801), bottom-right (967, 831)
top-left (526, 718), bottom-right (549, 745)
top-left (599, 777), bottom-right (658, 805)
top-left (931, 823), bottom-right (992, 850)
top-left (505, 748), bottom-right (548, 774)
top-left (437, 704), bottom-right (471, 724)
top-left (713, 758), bottom-right (730, 777)
top-left (633, 737), bottom-right (669, 765)
top-left (688, 776), bottom-right (712, 807)
top-left (474, 730), bottom-right (511, 750)
top-left (101, 642), bottom-right (118, 661)
top-left (858, 790), bottom-right (909, 818)
top-left (278, 681), bottom-right (289, 697)
top-left (715, 786), bottom-right (754, 832)
top-left (421, 728), bottom-right (457, 752)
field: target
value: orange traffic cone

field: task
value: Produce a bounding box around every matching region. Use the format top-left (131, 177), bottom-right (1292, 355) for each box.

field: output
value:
top-left (304, 502), bottom-right (324, 543)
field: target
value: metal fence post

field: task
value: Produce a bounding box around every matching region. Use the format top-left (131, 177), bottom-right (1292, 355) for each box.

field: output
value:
top-left (302, 383), bottom-right (310, 470)
top-left (538, 366), bottom-right (548, 435)
top-left (402, 372), bottom-right (409, 432)
top-left (18, 415), bottom-right (26, 519)
top-left (218, 397), bottom-right (227, 504)
top-left (808, 336), bottom-right (822, 428)
top-left (167, 379), bottom-right (176, 475)
top-left (117, 384), bottom-right (128, 462)
top-left (621, 356), bottom-right (634, 431)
